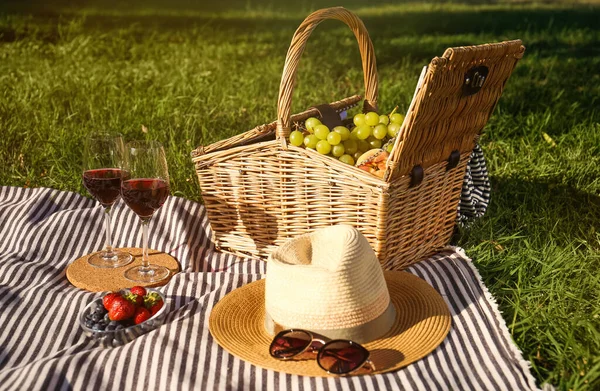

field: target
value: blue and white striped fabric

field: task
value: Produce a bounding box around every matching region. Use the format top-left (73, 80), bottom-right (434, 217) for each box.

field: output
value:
top-left (0, 186), bottom-right (540, 390)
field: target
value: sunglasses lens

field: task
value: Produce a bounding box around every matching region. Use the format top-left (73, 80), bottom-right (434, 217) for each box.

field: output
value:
top-left (317, 341), bottom-right (369, 374)
top-left (269, 330), bottom-right (312, 359)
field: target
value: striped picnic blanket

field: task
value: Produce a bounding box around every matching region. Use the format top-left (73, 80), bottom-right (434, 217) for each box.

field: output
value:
top-left (0, 186), bottom-right (540, 390)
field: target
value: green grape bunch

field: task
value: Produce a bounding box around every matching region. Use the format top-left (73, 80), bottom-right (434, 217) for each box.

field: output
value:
top-left (288, 108), bottom-right (405, 167)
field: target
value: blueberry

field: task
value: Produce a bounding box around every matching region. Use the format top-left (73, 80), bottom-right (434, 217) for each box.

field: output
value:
top-left (115, 325), bottom-right (124, 330)
top-left (103, 314), bottom-right (111, 323)
top-left (85, 319), bottom-right (94, 328)
top-left (109, 321), bottom-right (120, 327)
top-left (94, 305), bottom-right (108, 315)
top-left (106, 324), bottom-right (116, 331)
top-left (91, 313), bottom-right (103, 322)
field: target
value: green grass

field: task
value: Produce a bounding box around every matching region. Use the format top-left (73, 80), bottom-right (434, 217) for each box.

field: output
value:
top-left (1, 0), bottom-right (599, 389)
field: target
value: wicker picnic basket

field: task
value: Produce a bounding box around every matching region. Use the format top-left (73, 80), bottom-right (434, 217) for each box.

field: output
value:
top-left (191, 7), bottom-right (524, 270)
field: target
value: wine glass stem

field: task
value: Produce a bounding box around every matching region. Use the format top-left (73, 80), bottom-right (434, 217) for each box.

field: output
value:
top-left (103, 206), bottom-right (115, 256)
top-left (141, 219), bottom-right (150, 270)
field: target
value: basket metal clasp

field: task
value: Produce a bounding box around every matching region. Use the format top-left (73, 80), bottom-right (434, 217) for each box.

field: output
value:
top-left (446, 150), bottom-right (461, 171)
top-left (463, 65), bottom-right (489, 96)
top-left (410, 165), bottom-right (424, 187)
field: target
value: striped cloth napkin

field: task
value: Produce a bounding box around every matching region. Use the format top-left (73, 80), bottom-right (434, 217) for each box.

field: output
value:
top-left (0, 187), bottom-right (540, 390)
top-left (458, 144), bottom-right (491, 225)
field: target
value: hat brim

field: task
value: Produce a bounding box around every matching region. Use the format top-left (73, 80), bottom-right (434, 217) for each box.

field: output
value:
top-left (209, 271), bottom-right (451, 377)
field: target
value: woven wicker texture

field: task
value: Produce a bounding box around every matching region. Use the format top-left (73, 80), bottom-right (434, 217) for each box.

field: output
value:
top-left (386, 40), bottom-right (525, 179)
top-left (192, 7), bottom-right (525, 269)
top-left (209, 271), bottom-right (451, 376)
top-left (276, 7), bottom-right (378, 139)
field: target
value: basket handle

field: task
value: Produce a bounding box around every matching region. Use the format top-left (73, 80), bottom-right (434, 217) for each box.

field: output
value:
top-left (276, 7), bottom-right (378, 141)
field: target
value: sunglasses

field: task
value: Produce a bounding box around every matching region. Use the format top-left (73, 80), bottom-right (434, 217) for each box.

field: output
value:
top-left (269, 329), bottom-right (375, 375)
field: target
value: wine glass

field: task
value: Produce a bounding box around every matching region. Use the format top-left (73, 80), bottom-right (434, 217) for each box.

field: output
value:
top-left (82, 133), bottom-right (133, 268)
top-left (121, 140), bottom-right (171, 283)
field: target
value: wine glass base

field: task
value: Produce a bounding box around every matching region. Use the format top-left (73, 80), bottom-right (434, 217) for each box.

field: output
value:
top-left (123, 265), bottom-right (170, 283)
top-left (87, 250), bottom-right (133, 268)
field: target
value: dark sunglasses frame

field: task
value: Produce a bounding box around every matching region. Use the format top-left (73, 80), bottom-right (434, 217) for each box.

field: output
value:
top-left (269, 329), bottom-right (376, 375)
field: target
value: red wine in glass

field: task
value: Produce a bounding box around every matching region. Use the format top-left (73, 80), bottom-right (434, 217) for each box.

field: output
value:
top-left (121, 179), bottom-right (170, 219)
top-left (82, 134), bottom-right (133, 268)
top-left (83, 168), bottom-right (126, 207)
top-left (121, 140), bottom-right (171, 283)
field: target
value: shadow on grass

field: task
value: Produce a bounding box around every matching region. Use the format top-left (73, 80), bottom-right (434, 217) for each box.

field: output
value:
top-left (1, 4), bottom-right (599, 46)
top-left (462, 176), bottom-right (600, 251)
top-left (2, 2), bottom-right (598, 120)
top-left (2, 2), bottom-right (598, 114)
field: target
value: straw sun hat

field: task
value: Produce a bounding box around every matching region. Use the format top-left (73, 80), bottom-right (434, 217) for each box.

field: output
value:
top-left (209, 225), bottom-right (451, 376)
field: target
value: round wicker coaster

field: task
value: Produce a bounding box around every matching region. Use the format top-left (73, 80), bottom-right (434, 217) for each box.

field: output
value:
top-left (66, 248), bottom-right (180, 292)
top-left (209, 271), bottom-right (451, 377)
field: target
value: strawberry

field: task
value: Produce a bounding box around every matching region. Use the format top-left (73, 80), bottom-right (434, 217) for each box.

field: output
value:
top-left (103, 292), bottom-right (121, 311)
top-left (149, 300), bottom-right (163, 316)
top-left (124, 292), bottom-right (144, 307)
top-left (130, 286), bottom-right (146, 296)
top-left (108, 296), bottom-right (136, 321)
top-left (143, 292), bottom-right (162, 309)
top-left (141, 291), bottom-right (164, 315)
top-left (133, 307), bottom-right (151, 325)
top-left (133, 294), bottom-right (144, 307)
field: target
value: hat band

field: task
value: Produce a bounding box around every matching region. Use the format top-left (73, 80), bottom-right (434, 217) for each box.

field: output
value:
top-left (264, 302), bottom-right (396, 344)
